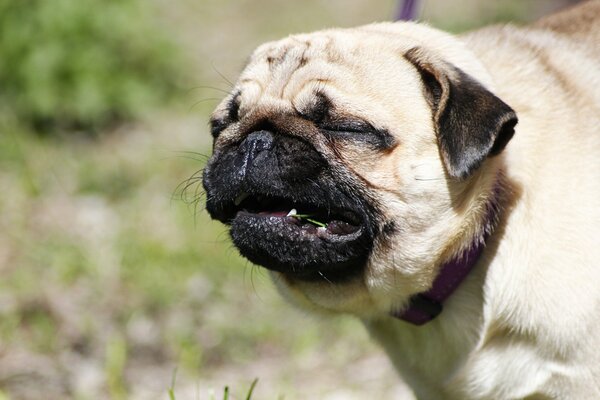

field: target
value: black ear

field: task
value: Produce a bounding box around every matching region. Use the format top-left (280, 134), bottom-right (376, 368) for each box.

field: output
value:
top-left (405, 47), bottom-right (518, 180)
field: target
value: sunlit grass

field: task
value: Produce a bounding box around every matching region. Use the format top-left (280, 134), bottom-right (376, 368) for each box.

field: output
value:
top-left (169, 375), bottom-right (259, 400)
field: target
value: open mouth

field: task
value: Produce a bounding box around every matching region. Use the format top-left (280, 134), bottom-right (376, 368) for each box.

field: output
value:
top-left (212, 190), bottom-right (373, 282)
top-left (233, 192), bottom-right (362, 239)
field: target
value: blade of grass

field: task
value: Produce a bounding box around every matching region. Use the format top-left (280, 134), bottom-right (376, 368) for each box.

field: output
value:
top-left (246, 379), bottom-right (259, 400)
top-left (290, 214), bottom-right (327, 227)
top-left (168, 367), bottom-right (178, 400)
top-left (223, 386), bottom-right (229, 400)
top-left (306, 218), bottom-right (326, 227)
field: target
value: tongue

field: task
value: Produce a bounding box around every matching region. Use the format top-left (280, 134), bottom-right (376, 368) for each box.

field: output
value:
top-left (326, 220), bottom-right (359, 235)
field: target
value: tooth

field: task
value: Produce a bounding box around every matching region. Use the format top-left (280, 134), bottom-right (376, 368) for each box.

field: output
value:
top-left (234, 192), bottom-right (249, 206)
top-left (287, 209), bottom-right (297, 217)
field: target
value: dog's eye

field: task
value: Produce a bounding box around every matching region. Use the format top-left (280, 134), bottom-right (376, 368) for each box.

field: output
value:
top-left (210, 92), bottom-right (241, 139)
top-left (319, 120), bottom-right (395, 150)
top-left (320, 120), bottom-right (374, 133)
top-left (210, 117), bottom-right (229, 138)
top-left (227, 92), bottom-right (241, 122)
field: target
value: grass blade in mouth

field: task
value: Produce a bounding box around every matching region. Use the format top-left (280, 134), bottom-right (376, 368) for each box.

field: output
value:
top-left (286, 209), bottom-right (327, 227)
top-left (304, 218), bottom-right (326, 227)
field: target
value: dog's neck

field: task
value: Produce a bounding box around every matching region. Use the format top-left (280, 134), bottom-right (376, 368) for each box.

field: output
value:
top-left (390, 183), bottom-right (501, 326)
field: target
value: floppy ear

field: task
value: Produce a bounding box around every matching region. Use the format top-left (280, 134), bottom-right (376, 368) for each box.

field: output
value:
top-left (405, 47), bottom-right (518, 180)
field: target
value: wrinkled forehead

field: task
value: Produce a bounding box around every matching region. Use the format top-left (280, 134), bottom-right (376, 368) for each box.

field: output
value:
top-left (214, 28), bottom-right (423, 125)
top-left (249, 30), bottom-right (358, 73)
top-left (241, 30), bottom-right (380, 108)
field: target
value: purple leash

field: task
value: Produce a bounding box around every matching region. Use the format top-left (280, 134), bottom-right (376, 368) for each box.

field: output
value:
top-left (396, 0), bottom-right (420, 21)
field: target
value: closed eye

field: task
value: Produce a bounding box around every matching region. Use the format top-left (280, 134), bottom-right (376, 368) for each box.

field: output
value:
top-left (319, 119), bottom-right (375, 133)
top-left (210, 91), bottom-right (241, 138)
top-left (318, 119), bottom-right (396, 150)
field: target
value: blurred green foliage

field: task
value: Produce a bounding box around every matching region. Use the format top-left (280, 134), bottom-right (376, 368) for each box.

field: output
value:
top-left (0, 0), bottom-right (186, 134)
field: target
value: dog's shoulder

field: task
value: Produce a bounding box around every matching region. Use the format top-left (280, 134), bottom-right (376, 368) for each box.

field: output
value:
top-left (459, 10), bottom-right (600, 125)
top-left (533, 0), bottom-right (600, 52)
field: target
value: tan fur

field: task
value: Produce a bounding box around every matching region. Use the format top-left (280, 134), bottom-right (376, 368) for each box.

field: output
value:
top-left (210, 2), bottom-right (600, 398)
top-left (535, 0), bottom-right (600, 45)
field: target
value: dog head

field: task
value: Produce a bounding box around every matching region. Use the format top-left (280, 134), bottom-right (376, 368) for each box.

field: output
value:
top-left (202, 22), bottom-right (517, 318)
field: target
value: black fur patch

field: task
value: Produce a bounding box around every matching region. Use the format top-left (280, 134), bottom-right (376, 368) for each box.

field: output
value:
top-left (210, 91), bottom-right (241, 138)
top-left (437, 68), bottom-right (517, 179)
top-left (405, 47), bottom-right (518, 179)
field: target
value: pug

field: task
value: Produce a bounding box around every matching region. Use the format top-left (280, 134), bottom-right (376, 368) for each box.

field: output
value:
top-left (202, 1), bottom-right (600, 399)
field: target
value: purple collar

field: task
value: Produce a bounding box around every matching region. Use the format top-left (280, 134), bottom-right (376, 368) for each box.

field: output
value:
top-left (391, 194), bottom-right (499, 325)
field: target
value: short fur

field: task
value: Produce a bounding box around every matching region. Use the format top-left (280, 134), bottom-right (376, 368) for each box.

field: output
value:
top-left (204, 2), bottom-right (600, 399)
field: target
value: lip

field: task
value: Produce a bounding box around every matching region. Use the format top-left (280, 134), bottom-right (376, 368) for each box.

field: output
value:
top-left (229, 207), bottom-right (372, 282)
top-left (236, 210), bottom-right (364, 242)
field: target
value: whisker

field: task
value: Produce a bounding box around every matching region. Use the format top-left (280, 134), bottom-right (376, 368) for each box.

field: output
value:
top-left (173, 168), bottom-right (207, 205)
top-left (186, 85), bottom-right (231, 95)
top-left (318, 270), bottom-right (334, 285)
top-left (211, 62), bottom-right (235, 88)
top-left (171, 150), bottom-right (211, 161)
top-left (216, 228), bottom-right (231, 243)
top-left (248, 264), bottom-right (265, 303)
top-left (189, 98), bottom-right (221, 112)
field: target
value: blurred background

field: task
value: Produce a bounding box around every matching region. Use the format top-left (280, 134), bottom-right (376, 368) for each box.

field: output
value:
top-left (0, 0), bottom-right (578, 399)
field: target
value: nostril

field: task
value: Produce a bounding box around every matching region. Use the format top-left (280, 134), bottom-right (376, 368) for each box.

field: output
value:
top-left (236, 130), bottom-right (276, 179)
top-left (235, 129), bottom-right (326, 183)
top-left (241, 130), bottom-right (275, 155)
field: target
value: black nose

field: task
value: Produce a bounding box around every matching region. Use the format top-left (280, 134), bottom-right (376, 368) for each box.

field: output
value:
top-left (235, 130), bottom-right (275, 179)
top-left (203, 127), bottom-right (330, 221)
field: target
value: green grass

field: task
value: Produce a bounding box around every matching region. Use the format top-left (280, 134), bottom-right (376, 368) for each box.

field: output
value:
top-left (106, 334), bottom-right (128, 400)
top-left (168, 375), bottom-right (259, 400)
top-left (0, 0), bottom-right (186, 134)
